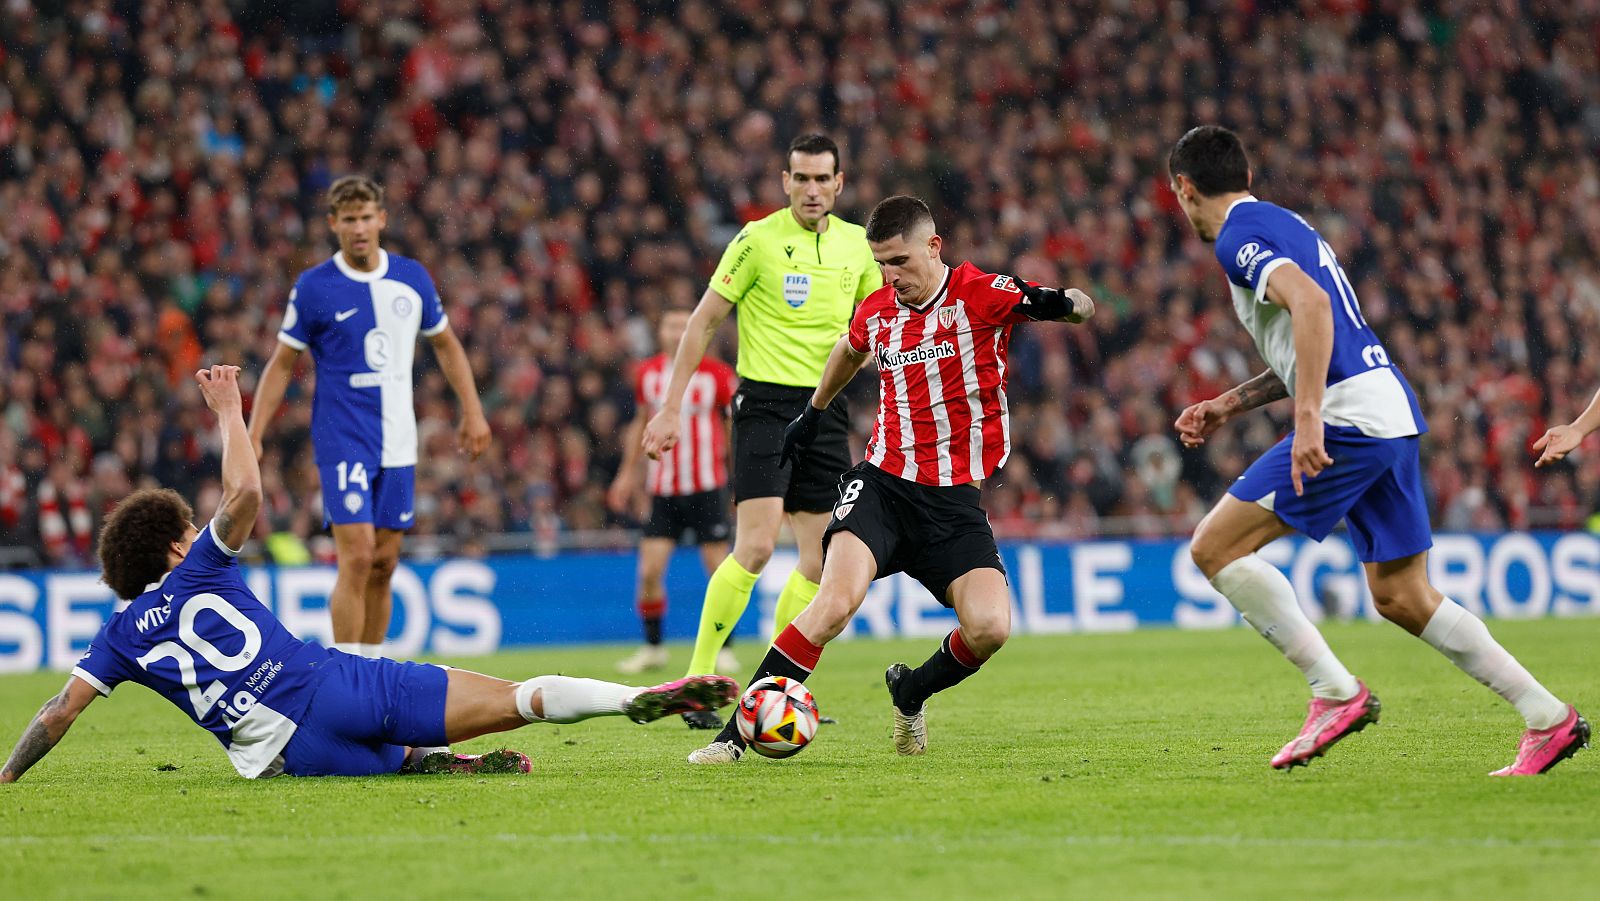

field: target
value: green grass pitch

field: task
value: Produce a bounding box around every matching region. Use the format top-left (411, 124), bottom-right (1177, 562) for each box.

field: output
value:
top-left (1, 618), bottom-right (1595, 899)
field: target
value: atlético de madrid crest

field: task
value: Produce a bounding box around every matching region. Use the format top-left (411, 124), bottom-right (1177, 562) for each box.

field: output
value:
top-left (937, 306), bottom-right (958, 329)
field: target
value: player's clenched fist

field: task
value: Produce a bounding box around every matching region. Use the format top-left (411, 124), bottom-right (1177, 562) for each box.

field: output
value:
top-left (642, 407), bottom-right (680, 461)
top-left (195, 365), bottom-right (243, 415)
top-left (1174, 399), bottom-right (1231, 448)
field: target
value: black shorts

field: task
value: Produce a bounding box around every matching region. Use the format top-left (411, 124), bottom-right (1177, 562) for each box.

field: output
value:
top-left (730, 379), bottom-right (852, 513)
top-left (822, 462), bottom-right (1007, 606)
top-left (642, 488), bottom-right (732, 544)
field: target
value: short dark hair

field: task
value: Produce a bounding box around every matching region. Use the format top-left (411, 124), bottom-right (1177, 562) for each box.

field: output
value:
top-left (98, 488), bottom-right (194, 600)
top-left (1168, 126), bottom-right (1251, 197)
top-left (786, 133), bottom-right (840, 173)
top-left (865, 195), bottom-right (935, 243)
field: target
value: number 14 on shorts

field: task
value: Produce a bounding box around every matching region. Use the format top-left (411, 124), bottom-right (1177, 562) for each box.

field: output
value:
top-left (335, 460), bottom-right (370, 491)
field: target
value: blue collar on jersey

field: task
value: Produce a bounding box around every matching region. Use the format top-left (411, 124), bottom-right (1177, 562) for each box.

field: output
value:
top-left (333, 249), bottom-right (390, 282)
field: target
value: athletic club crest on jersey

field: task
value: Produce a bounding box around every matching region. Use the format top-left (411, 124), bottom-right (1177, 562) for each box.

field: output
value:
top-left (938, 306), bottom-right (958, 329)
top-left (833, 502), bottom-right (854, 519)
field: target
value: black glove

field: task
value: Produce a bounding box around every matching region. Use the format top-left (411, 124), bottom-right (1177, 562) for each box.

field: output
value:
top-left (781, 404), bottom-right (825, 469)
top-left (1009, 277), bottom-right (1092, 323)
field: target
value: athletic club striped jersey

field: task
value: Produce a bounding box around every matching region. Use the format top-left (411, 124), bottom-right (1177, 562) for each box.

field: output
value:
top-left (848, 262), bottom-right (1030, 486)
top-left (637, 353), bottom-right (737, 496)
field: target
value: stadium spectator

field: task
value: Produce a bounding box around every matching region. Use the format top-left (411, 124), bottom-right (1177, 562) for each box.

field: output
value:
top-left (1, 1), bottom-right (1598, 566)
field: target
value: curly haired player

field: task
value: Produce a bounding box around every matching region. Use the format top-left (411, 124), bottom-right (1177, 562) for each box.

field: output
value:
top-left (1, 365), bottom-right (735, 782)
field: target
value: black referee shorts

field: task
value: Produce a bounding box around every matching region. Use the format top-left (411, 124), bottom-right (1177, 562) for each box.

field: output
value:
top-left (641, 488), bottom-right (731, 545)
top-left (730, 379), bottom-right (852, 513)
top-left (822, 462), bottom-right (1007, 606)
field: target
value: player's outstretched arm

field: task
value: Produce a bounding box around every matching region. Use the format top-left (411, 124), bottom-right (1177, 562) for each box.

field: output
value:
top-left (1534, 385), bottom-right (1600, 468)
top-left (248, 342), bottom-right (302, 460)
top-left (782, 337), bottom-right (870, 467)
top-left (426, 328), bottom-right (491, 459)
top-left (1008, 277), bottom-right (1095, 323)
top-left (0, 677), bottom-right (99, 783)
top-left (642, 289), bottom-right (734, 460)
top-left (197, 365), bottom-right (262, 551)
top-left (1175, 369), bottom-right (1289, 448)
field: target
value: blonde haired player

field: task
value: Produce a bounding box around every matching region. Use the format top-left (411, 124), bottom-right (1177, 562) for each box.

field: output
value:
top-left (249, 176), bottom-right (490, 657)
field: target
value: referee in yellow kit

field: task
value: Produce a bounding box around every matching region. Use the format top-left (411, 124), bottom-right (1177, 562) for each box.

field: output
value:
top-left (642, 133), bottom-right (881, 729)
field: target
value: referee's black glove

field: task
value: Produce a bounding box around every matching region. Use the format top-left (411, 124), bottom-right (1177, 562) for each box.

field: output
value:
top-left (1009, 277), bottom-right (1094, 324)
top-left (781, 404), bottom-right (825, 469)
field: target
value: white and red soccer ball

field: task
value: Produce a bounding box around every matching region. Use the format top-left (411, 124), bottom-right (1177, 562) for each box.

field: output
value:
top-left (735, 676), bottom-right (820, 759)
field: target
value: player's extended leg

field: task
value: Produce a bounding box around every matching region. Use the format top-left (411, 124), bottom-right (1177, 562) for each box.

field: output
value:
top-left (359, 527), bottom-right (403, 653)
top-left (885, 569), bottom-right (1012, 756)
top-left (441, 668), bottom-right (737, 742)
top-left (617, 537), bottom-right (676, 674)
top-left (770, 509), bottom-right (828, 638)
top-left (688, 530), bottom-right (878, 764)
top-left (1363, 553), bottom-right (1587, 775)
top-left (1191, 496), bottom-right (1375, 768)
top-left (329, 523), bottom-right (377, 653)
top-left (684, 497), bottom-right (784, 676)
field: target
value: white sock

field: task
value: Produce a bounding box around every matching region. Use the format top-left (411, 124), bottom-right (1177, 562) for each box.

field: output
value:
top-left (1419, 599), bottom-right (1567, 730)
top-left (332, 641), bottom-right (363, 655)
top-left (515, 676), bottom-right (636, 724)
top-left (361, 643), bottom-right (384, 658)
top-left (1211, 555), bottom-right (1361, 700)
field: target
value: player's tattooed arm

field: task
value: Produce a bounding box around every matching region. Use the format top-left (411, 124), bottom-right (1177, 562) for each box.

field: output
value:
top-left (1221, 370), bottom-right (1290, 415)
top-left (0, 678), bottom-right (97, 783)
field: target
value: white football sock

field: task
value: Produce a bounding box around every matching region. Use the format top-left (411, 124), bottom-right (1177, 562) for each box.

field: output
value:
top-left (1211, 555), bottom-right (1361, 701)
top-left (361, 643), bottom-right (383, 658)
top-left (1419, 599), bottom-right (1567, 730)
top-left (515, 676), bottom-right (636, 724)
top-left (332, 641), bottom-right (363, 655)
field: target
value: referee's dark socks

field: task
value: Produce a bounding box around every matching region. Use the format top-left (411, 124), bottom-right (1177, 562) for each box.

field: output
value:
top-left (714, 624), bottom-right (825, 746)
top-left (638, 596), bottom-right (666, 646)
top-left (895, 629), bottom-right (985, 714)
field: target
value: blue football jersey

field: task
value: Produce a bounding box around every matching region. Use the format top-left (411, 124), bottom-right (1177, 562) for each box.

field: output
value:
top-left (72, 524), bottom-right (333, 778)
top-left (278, 250), bottom-right (448, 468)
top-left (1214, 198), bottom-right (1426, 438)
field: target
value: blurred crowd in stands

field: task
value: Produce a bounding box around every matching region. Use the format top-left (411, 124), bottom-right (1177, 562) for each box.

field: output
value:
top-left (2, 0), bottom-right (1599, 567)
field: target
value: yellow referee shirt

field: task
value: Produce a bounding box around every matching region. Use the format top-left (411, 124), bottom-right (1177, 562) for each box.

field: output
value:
top-left (709, 208), bottom-right (882, 387)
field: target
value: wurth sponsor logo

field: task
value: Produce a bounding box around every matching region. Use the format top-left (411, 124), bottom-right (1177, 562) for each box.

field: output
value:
top-left (877, 341), bottom-right (957, 370)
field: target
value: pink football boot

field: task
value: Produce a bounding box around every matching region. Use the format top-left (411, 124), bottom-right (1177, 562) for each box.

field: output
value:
top-left (1490, 706), bottom-right (1589, 776)
top-left (1271, 682), bottom-right (1380, 769)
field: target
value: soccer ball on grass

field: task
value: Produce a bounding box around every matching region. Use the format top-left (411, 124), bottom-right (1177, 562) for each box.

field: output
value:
top-left (735, 676), bottom-right (819, 759)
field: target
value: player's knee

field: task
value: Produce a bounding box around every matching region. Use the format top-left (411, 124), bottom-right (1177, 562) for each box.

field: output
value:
top-left (1188, 526), bottom-right (1236, 579)
top-left (340, 543), bottom-right (377, 577)
top-left (1369, 586), bottom-right (1431, 630)
top-left (963, 612), bottom-right (1010, 657)
top-left (368, 552), bottom-right (399, 583)
top-left (733, 537), bottom-right (776, 573)
top-left (799, 590), bottom-right (854, 643)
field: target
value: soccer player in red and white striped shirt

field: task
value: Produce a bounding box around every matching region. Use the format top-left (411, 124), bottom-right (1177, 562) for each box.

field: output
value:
top-left (688, 196), bottom-right (1094, 764)
top-left (609, 310), bottom-right (738, 677)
